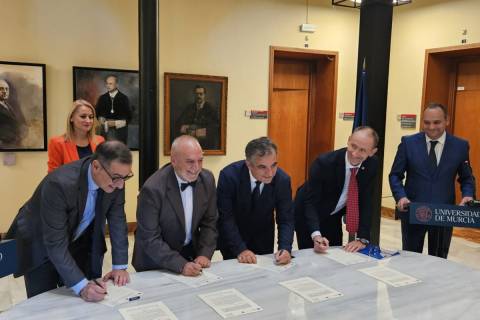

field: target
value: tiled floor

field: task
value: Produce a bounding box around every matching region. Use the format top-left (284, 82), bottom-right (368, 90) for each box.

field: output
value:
top-left (1, 218), bottom-right (480, 313)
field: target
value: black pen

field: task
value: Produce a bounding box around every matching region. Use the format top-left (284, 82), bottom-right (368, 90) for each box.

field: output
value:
top-left (93, 279), bottom-right (107, 294)
top-left (128, 295), bottom-right (141, 302)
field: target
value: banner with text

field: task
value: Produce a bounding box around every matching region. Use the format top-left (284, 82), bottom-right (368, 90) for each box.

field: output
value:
top-left (409, 202), bottom-right (480, 228)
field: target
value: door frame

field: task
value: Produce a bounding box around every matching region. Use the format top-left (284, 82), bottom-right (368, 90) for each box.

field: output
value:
top-left (421, 42), bottom-right (480, 243)
top-left (268, 46), bottom-right (338, 172)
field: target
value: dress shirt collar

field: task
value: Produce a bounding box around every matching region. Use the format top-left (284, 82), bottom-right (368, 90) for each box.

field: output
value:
top-left (196, 101), bottom-right (205, 110)
top-left (425, 131), bottom-right (446, 146)
top-left (87, 163), bottom-right (100, 192)
top-left (174, 172), bottom-right (190, 192)
top-left (345, 151), bottom-right (362, 170)
top-left (248, 170), bottom-right (264, 191)
top-left (109, 89), bottom-right (119, 98)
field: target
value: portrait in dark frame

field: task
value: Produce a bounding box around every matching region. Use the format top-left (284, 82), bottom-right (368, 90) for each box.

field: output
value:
top-left (0, 61), bottom-right (47, 151)
top-left (73, 66), bottom-right (139, 150)
top-left (164, 72), bottom-right (227, 155)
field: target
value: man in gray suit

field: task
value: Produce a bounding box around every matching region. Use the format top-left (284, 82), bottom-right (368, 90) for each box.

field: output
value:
top-left (133, 135), bottom-right (217, 276)
top-left (7, 141), bottom-right (133, 301)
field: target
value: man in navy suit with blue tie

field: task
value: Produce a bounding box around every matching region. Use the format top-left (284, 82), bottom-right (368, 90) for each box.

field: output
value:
top-left (389, 103), bottom-right (474, 258)
top-left (217, 137), bottom-right (294, 265)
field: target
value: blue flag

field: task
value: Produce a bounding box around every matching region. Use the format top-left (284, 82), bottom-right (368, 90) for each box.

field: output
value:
top-left (353, 62), bottom-right (367, 131)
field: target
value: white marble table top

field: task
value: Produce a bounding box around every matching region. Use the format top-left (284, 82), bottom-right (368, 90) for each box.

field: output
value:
top-left (2, 248), bottom-right (480, 320)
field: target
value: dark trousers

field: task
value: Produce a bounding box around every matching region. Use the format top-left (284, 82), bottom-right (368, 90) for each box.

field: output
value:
top-left (400, 216), bottom-right (452, 258)
top-left (294, 184), bottom-right (344, 249)
top-left (24, 222), bottom-right (103, 298)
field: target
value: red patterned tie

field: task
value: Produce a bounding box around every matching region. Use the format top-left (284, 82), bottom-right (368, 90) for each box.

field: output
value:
top-left (346, 167), bottom-right (359, 234)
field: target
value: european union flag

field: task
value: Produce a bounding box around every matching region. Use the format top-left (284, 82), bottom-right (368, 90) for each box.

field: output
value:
top-left (353, 60), bottom-right (367, 130)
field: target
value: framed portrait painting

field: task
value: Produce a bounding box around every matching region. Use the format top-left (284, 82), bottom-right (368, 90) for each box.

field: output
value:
top-left (0, 61), bottom-right (47, 151)
top-left (164, 72), bottom-right (227, 155)
top-left (73, 66), bottom-right (139, 150)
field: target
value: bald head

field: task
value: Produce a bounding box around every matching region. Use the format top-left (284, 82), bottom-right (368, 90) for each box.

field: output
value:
top-left (171, 135), bottom-right (204, 182)
top-left (346, 126), bottom-right (378, 166)
top-left (0, 79), bottom-right (9, 101)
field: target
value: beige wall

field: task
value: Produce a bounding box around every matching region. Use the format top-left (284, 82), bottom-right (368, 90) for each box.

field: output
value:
top-left (383, 0), bottom-right (480, 209)
top-left (3, 0), bottom-right (479, 232)
top-left (159, 0), bottom-right (359, 175)
top-left (0, 0), bottom-right (138, 232)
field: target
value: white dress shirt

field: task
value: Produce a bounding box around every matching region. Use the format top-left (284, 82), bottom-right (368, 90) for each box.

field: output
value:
top-left (311, 152), bottom-right (362, 238)
top-left (175, 173), bottom-right (194, 245)
top-left (425, 131), bottom-right (446, 165)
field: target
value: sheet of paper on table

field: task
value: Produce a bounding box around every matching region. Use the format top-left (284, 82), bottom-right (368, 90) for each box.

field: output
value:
top-left (198, 288), bottom-right (263, 319)
top-left (163, 270), bottom-right (222, 288)
top-left (359, 265), bottom-right (422, 287)
top-left (98, 282), bottom-right (143, 307)
top-left (322, 248), bottom-right (374, 265)
top-left (279, 277), bottom-right (343, 303)
top-left (249, 255), bottom-right (296, 273)
top-left (118, 301), bottom-right (178, 320)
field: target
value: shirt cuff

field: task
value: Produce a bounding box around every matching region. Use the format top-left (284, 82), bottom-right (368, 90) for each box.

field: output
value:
top-left (71, 278), bottom-right (88, 296)
top-left (311, 231), bottom-right (322, 239)
top-left (112, 264), bottom-right (128, 270)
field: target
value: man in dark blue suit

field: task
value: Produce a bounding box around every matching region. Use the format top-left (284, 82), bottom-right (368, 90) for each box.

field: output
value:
top-left (389, 103), bottom-right (474, 258)
top-left (217, 137), bottom-right (294, 265)
top-left (296, 126), bottom-right (379, 253)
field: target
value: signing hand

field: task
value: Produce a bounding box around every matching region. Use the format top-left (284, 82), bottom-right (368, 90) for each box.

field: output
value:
top-left (274, 250), bottom-right (291, 265)
top-left (182, 261), bottom-right (203, 277)
top-left (237, 249), bottom-right (257, 264)
top-left (80, 280), bottom-right (107, 302)
top-left (194, 255), bottom-right (211, 268)
top-left (313, 235), bottom-right (329, 253)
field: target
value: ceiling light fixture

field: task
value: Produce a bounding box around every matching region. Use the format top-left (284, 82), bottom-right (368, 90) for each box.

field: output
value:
top-left (332, 0), bottom-right (412, 8)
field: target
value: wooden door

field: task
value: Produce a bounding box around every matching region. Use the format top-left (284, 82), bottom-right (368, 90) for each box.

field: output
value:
top-left (269, 59), bottom-right (311, 194)
top-left (453, 60), bottom-right (480, 240)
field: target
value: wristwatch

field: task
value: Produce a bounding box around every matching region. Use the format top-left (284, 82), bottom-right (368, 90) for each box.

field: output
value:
top-left (356, 238), bottom-right (369, 245)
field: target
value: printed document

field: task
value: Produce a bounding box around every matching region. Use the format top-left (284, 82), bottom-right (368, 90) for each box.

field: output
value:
top-left (279, 277), bottom-right (343, 303)
top-left (198, 288), bottom-right (263, 318)
top-left (322, 248), bottom-right (374, 265)
top-left (99, 282), bottom-right (143, 307)
top-left (164, 270), bottom-right (222, 288)
top-left (119, 301), bottom-right (177, 320)
top-left (359, 265), bottom-right (422, 287)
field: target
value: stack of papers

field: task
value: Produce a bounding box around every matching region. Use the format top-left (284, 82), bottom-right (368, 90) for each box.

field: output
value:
top-left (249, 255), bottom-right (296, 273)
top-left (164, 270), bottom-right (222, 288)
top-left (99, 283), bottom-right (143, 307)
top-left (359, 265), bottom-right (422, 287)
top-left (279, 277), bottom-right (343, 303)
top-left (119, 301), bottom-right (177, 320)
top-left (322, 248), bottom-right (374, 265)
top-left (198, 288), bottom-right (263, 318)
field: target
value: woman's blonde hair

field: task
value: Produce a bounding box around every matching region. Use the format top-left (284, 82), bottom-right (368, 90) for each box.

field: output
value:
top-left (65, 99), bottom-right (98, 141)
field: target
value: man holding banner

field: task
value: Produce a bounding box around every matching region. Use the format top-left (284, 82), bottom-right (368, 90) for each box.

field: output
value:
top-left (389, 103), bottom-right (474, 258)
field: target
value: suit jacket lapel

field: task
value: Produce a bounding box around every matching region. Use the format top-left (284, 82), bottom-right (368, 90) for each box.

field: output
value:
top-left (240, 164), bottom-right (252, 212)
top-left (436, 133), bottom-right (450, 173)
top-left (336, 149), bottom-right (346, 195)
top-left (166, 168), bottom-right (186, 231)
top-left (76, 159), bottom-right (91, 231)
top-left (191, 174), bottom-right (205, 230)
top-left (416, 133), bottom-right (433, 175)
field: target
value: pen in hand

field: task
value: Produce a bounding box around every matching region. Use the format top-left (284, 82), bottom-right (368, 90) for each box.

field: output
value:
top-left (93, 279), bottom-right (108, 294)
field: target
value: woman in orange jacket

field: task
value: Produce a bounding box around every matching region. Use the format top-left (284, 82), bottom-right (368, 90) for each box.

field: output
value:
top-left (47, 99), bottom-right (105, 172)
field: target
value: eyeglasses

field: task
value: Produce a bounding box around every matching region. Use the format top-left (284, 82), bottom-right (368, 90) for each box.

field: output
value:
top-left (98, 161), bottom-right (134, 184)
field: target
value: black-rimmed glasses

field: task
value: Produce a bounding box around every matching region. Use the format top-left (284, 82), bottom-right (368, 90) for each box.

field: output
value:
top-left (98, 161), bottom-right (134, 183)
